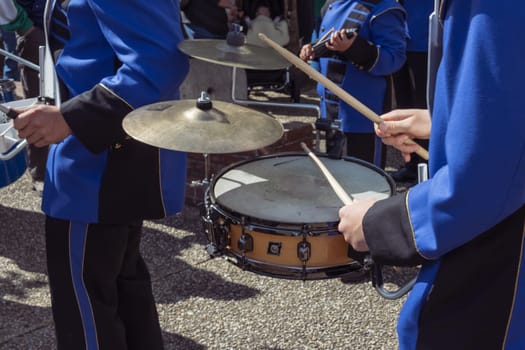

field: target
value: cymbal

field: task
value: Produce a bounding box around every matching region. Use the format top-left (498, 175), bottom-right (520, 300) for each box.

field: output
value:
top-left (178, 39), bottom-right (290, 70)
top-left (122, 97), bottom-right (284, 154)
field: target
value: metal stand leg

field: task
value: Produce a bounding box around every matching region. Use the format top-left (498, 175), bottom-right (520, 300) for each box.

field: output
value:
top-left (231, 67), bottom-right (320, 114)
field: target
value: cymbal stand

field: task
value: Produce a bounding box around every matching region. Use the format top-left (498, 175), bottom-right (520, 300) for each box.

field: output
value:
top-left (191, 153), bottom-right (222, 257)
top-left (190, 152), bottom-right (212, 191)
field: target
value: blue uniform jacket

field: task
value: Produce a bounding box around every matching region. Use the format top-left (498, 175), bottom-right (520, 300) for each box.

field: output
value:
top-left (317, 0), bottom-right (406, 133)
top-left (363, 1), bottom-right (525, 348)
top-left (402, 0), bottom-right (433, 52)
top-left (41, 0), bottom-right (190, 224)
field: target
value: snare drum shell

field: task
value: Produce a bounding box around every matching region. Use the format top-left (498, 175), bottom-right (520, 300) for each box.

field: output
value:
top-left (0, 99), bottom-right (38, 188)
top-left (0, 149), bottom-right (27, 188)
top-left (228, 224), bottom-right (352, 267)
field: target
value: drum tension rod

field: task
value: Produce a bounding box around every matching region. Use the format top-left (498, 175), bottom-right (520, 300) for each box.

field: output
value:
top-left (297, 224), bottom-right (311, 262)
top-left (238, 217), bottom-right (253, 269)
top-left (298, 224), bottom-right (312, 280)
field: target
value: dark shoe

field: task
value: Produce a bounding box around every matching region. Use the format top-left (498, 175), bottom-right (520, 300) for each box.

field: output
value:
top-left (390, 166), bottom-right (417, 183)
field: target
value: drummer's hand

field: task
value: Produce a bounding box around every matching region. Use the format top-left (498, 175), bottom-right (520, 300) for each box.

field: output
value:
top-left (338, 199), bottom-right (376, 252)
top-left (13, 104), bottom-right (72, 147)
top-left (326, 29), bottom-right (356, 52)
top-left (375, 109), bottom-right (431, 162)
top-left (299, 44), bottom-right (315, 61)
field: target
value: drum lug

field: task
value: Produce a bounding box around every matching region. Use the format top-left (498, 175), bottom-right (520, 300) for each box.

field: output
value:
top-left (297, 241), bottom-right (311, 262)
top-left (238, 217), bottom-right (254, 253)
top-left (237, 232), bottom-right (254, 252)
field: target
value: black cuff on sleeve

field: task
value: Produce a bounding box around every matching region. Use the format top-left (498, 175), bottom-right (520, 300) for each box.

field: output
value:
top-left (363, 192), bottom-right (429, 266)
top-left (60, 84), bottom-right (133, 154)
top-left (339, 35), bottom-right (378, 71)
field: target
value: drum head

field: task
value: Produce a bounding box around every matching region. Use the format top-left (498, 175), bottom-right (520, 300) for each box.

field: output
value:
top-left (211, 154), bottom-right (394, 224)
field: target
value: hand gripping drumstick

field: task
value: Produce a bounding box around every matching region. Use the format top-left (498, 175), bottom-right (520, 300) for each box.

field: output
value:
top-left (258, 33), bottom-right (429, 161)
top-left (300, 142), bottom-right (354, 205)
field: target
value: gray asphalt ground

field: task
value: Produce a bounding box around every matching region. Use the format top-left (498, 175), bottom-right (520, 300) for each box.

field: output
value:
top-left (1, 84), bottom-right (417, 349)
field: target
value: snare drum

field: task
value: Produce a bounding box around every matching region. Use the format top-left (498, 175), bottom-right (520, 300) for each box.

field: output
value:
top-left (1, 98), bottom-right (38, 188)
top-left (204, 153), bottom-right (395, 280)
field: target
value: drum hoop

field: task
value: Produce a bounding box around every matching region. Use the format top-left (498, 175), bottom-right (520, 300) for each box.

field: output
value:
top-left (209, 151), bottom-right (395, 227)
top-left (209, 202), bottom-right (339, 236)
top-left (224, 253), bottom-right (363, 280)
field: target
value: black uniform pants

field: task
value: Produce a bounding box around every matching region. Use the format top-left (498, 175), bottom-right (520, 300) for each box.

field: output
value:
top-left (45, 217), bottom-right (164, 350)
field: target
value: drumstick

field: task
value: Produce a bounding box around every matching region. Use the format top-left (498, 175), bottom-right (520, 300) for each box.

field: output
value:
top-left (300, 142), bottom-right (354, 205)
top-left (258, 33), bottom-right (429, 161)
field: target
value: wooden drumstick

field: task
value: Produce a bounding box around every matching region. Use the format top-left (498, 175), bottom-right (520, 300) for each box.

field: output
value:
top-left (258, 33), bottom-right (429, 161)
top-left (300, 142), bottom-right (354, 205)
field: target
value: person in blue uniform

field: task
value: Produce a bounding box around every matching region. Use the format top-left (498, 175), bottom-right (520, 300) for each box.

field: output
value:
top-left (389, 0), bottom-right (433, 183)
top-left (338, 1), bottom-right (525, 349)
top-left (299, 0), bottom-right (407, 166)
top-left (12, 1), bottom-right (189, 349)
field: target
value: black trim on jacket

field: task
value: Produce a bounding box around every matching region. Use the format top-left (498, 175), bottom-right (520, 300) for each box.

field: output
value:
top-left (60, 84), bottom-right (133, 154)
top-left (339, 35), bottom-right (378, 71)
top-left (363, 192), bottom-right (429, 266)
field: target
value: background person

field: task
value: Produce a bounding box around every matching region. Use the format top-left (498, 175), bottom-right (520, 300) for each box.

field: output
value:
top-left (0, 30), bottom-right (19, 81)
top-left (389, 0), bottom-right (433, 183)
top-left (245, 0), bottom-right (289, 48)
top-left (299, 0), bottom-right (407, 167)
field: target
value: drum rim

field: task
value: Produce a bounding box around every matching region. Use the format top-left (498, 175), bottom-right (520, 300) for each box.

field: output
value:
top-left (209, 152), bottom-right (395, 226)
top-left (224, 253), bottom-right (364, 280)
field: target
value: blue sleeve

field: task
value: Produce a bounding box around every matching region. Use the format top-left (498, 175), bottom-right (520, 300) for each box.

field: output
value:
top-left (367, 8), bottom-right (407, 76)
top-left (88, 0), bottom-right (189, 107)
top-left (362, 1), bottom-right (525, 266)
top-left (60, 0), bottom-right (189, 153)
top-left (408, 1), bottom-right (525, 259)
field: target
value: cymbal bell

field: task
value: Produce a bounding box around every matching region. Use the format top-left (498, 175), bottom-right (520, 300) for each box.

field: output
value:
top-left (122, 96), bottom-right (284, 154)
top-left (178, 39), bottom-right (290, 70)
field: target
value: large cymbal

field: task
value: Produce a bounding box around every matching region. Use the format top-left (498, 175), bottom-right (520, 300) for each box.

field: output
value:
top-left (122, 97), bottom-right (284, 154)
top-left (178, 39), bottom-right (290, 70)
